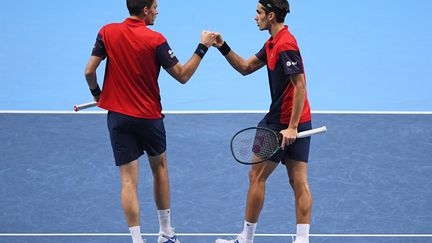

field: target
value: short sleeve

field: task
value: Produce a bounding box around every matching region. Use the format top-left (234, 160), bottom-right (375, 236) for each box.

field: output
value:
top-left (91, 33), bottom-right (107, 59)
top-left (156, 41), bottom-right (179, 69)
top-left (255, 45), bottom-right (267, 64)
top-left (279, 50), bottom-right (304, 75)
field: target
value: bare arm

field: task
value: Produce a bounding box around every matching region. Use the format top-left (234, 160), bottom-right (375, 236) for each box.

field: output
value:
top-left (213, 33), bottom-right (265, 75)
top-left (165, 31), bottom-right (215, 84)
top-left (165, 53), bottom-right (204, 84)
top-left (224, 51), bottom-right (265, 76)
top-left (280, 73), bottom-right (307, 148)
top-left (84, 56), bottom-right (104, 100)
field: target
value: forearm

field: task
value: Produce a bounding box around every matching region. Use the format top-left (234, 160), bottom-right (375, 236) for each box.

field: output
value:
top-left (84, 56), bottom-right (103, 99)
top-left (217, 41), bottom-right (262, 76)
top-left (224, 51), bottom-right (251, 76)
top-left (177, 54), bottom-right (203, 84)
top-left (85, 71), bottom-right (98, 90)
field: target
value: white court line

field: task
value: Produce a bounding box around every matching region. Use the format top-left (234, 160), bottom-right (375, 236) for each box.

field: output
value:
top-left (0, 233), bottom-right (431, 237)
top-left (0, 110), bottom-right (432, 115)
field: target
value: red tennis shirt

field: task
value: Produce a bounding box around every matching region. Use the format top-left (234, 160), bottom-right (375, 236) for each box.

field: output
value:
top-left (91, 18), bottom-right (179, 119)
top-left (255, 26), bottom-right (311, 125)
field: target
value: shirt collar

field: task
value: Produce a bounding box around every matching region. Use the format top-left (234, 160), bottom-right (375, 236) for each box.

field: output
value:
top-left (268, 25), bottom-right (288, 46)
top-left (124, 17), bottom-right (147, 27)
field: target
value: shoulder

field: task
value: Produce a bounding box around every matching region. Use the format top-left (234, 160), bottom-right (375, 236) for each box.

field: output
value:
top-left (278, 31), bottom-right (299, 52)
top-left (99, 22), bottom-right (121, 34)
top-left (147, 29), bottom-right (168, 45)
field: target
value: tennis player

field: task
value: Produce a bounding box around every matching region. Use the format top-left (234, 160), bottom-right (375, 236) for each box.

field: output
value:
top-left (84, 0), bottom-right (215, 243)
top-left (213, 1), bottom-right (312, 243)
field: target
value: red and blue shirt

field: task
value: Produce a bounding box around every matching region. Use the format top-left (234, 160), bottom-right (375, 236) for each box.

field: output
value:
top-left (255, 26), bottom-right (311, 125)
top-left (91, 18), bottom-right (179, 119)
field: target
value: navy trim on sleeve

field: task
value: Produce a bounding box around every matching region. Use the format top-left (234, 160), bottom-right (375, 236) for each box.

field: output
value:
top-left (255, 45), bottom-right (267, 64)
top-left (279, 50), bottom-right (304, 75)
top-left (156, 41), bottom-right (179, 69)
top-left (91, 33), bottom-right (107, 59)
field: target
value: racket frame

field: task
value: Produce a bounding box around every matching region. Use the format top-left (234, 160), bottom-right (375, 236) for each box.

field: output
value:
top-left (230, 127), bottom-right (282, 165)
top-left (230, 126), bottom-right (327, 165)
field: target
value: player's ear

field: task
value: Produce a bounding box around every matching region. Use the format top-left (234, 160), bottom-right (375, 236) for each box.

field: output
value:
top-left (143, 6), bottom-right (149, 15)
top-left (268, 12), bottom-right (275, 22)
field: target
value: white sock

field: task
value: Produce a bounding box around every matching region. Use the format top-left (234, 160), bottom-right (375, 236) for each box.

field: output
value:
top-left (129, 226), bottom-right (144, 243)
top-left (157, 209), bottom-right (173, 235)
top-left (295, 224), bottom-right (310, 243)
top-left (242, 221), bottom-right (257, 241)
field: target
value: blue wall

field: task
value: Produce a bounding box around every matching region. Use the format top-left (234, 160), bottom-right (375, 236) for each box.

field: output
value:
top-left (0, 0), bottom-right (431, 111)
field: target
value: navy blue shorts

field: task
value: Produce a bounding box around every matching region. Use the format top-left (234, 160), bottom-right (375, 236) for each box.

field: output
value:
top-left (107, 111), bottom-right (166, 166)
top-left (257, 118), bottom-right (312, 164)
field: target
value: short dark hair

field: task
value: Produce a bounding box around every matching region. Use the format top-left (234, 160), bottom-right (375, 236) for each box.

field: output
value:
top-left (260, 0), bottom-right (290, 23)
top-left (126, 0), bottom-right (154, 16)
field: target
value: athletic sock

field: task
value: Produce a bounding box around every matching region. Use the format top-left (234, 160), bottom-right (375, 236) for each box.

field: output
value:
top-left (129, 226), bottom-right (144, 243)
top-left (295, 224), bottom-right (310, 243)
top-left (157, 209), bottom-right (173, 235)
top-left (242, 221), bottom-right (257, 242)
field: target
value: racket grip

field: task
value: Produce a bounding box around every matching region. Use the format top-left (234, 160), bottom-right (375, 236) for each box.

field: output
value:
top-left (297, 126), bottom-right (327, 138)
top-left (73, 101), bottom-right (98, 112)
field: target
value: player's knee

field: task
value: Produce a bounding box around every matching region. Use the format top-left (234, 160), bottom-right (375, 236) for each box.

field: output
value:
top-left (289, 178), bottom-right (308, 190)
top-left (150, 160), bottom-right (167, 175)
top-left (248, 170), bottom-right (266, 185)
top-left (122, 177), bottom-right (137, 188)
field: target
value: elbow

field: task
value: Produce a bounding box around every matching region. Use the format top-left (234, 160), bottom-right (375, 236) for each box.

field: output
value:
top-left (177, 76), bottom-right (189, 84)
top-left (239, 67), bottom-right (252, 76)
top-left (177, 73), bottom-right (192, 84)
top-left (240, 71), bottom-right (249, 76)
top-left (239, 63), bottom-right (255, 76)
top-left (84, 68), bottom-right (95, 79)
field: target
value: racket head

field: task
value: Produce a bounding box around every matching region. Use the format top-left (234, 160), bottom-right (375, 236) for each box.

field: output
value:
top-left (230, 127), bottom-right (281, 165)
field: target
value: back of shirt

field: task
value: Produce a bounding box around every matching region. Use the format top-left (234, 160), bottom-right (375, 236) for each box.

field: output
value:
top-left (92, 18), bottom-right (179, 119)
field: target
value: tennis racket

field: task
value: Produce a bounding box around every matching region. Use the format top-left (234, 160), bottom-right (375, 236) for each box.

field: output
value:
top-left (230, 126), bottom-right (327, 165)
top-left (73, 101), bottom-right (98, 112)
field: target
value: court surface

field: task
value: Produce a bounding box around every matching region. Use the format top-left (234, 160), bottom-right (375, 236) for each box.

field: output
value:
top-left (1, 112), bottom-right (431, 243)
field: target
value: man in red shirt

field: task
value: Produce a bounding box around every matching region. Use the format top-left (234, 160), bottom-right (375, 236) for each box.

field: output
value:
top-left (214, 1), bottom-right (312, 243)
top-left (84, 0), bottom-right (214, 242)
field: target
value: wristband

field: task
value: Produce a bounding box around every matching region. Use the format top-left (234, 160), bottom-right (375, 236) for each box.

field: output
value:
top-left (90, 85), bottom-right (102, 97)
top-left (194, 43), bottom-right (208, 59)
top-left (218, 41), bottom-right (231, 56)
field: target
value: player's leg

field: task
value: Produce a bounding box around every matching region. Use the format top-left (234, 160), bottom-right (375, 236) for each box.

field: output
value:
top-left (283, 121), bottom-right (312, 243)
top-left (108, 111), bottom-right (146, 243)
top-left (244, 161), bottom-right (279, 240)
top-left (148, 152), bottom-right (170, 210)
top-left (119, 160), bottom-right (141, 226)
top-left (148, 153), bottom-right (180, 243)
top-left (245, 160), bottom-right (279, 222)
top-left (286, 160), bottom-right (312, 223)
top-left (285, 160), bottom-right (312, 243)
top-left (216, 160), bottom-right (278, 243)
top-left (119, 160), bottom-right (146, 243)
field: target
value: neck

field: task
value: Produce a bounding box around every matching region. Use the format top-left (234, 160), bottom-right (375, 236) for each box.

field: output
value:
top-left (129, 15), bottom-right (144, 21)
top-left (269, 22), bottom-right (285, 38)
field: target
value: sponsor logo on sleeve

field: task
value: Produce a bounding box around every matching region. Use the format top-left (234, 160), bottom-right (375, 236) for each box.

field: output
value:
top-left (286, 61), bottom-right (298, 67)
top-left (168, 50), bottom-right (176, 59)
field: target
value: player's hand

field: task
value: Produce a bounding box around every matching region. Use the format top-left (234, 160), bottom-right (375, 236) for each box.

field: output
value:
top-left (212, 32), bottom-right (224, 48)
top-left (280, 127), bottom-right (297, 149)
top-left (201, 30), bottom-right (215, 48)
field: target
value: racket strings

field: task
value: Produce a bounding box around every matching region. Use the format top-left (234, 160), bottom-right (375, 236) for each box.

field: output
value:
top-left (232, 129), bottom-right (279, 163)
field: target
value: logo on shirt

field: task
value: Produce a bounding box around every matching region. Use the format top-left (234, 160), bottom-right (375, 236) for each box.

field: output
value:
top-left (286, 61), bottom-right (298, 67)
top-left (168, 49), bottom-right (176, 59)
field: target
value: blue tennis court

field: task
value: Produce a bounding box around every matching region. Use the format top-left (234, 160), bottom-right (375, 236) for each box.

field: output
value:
top-left (1, 112), bottom-right (431, 243)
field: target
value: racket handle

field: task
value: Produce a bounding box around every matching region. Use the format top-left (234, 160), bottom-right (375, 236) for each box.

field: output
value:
top-left (73, 101), bottom-right (98, 112)
top-left (297, 126), bottom-right (327, 138)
